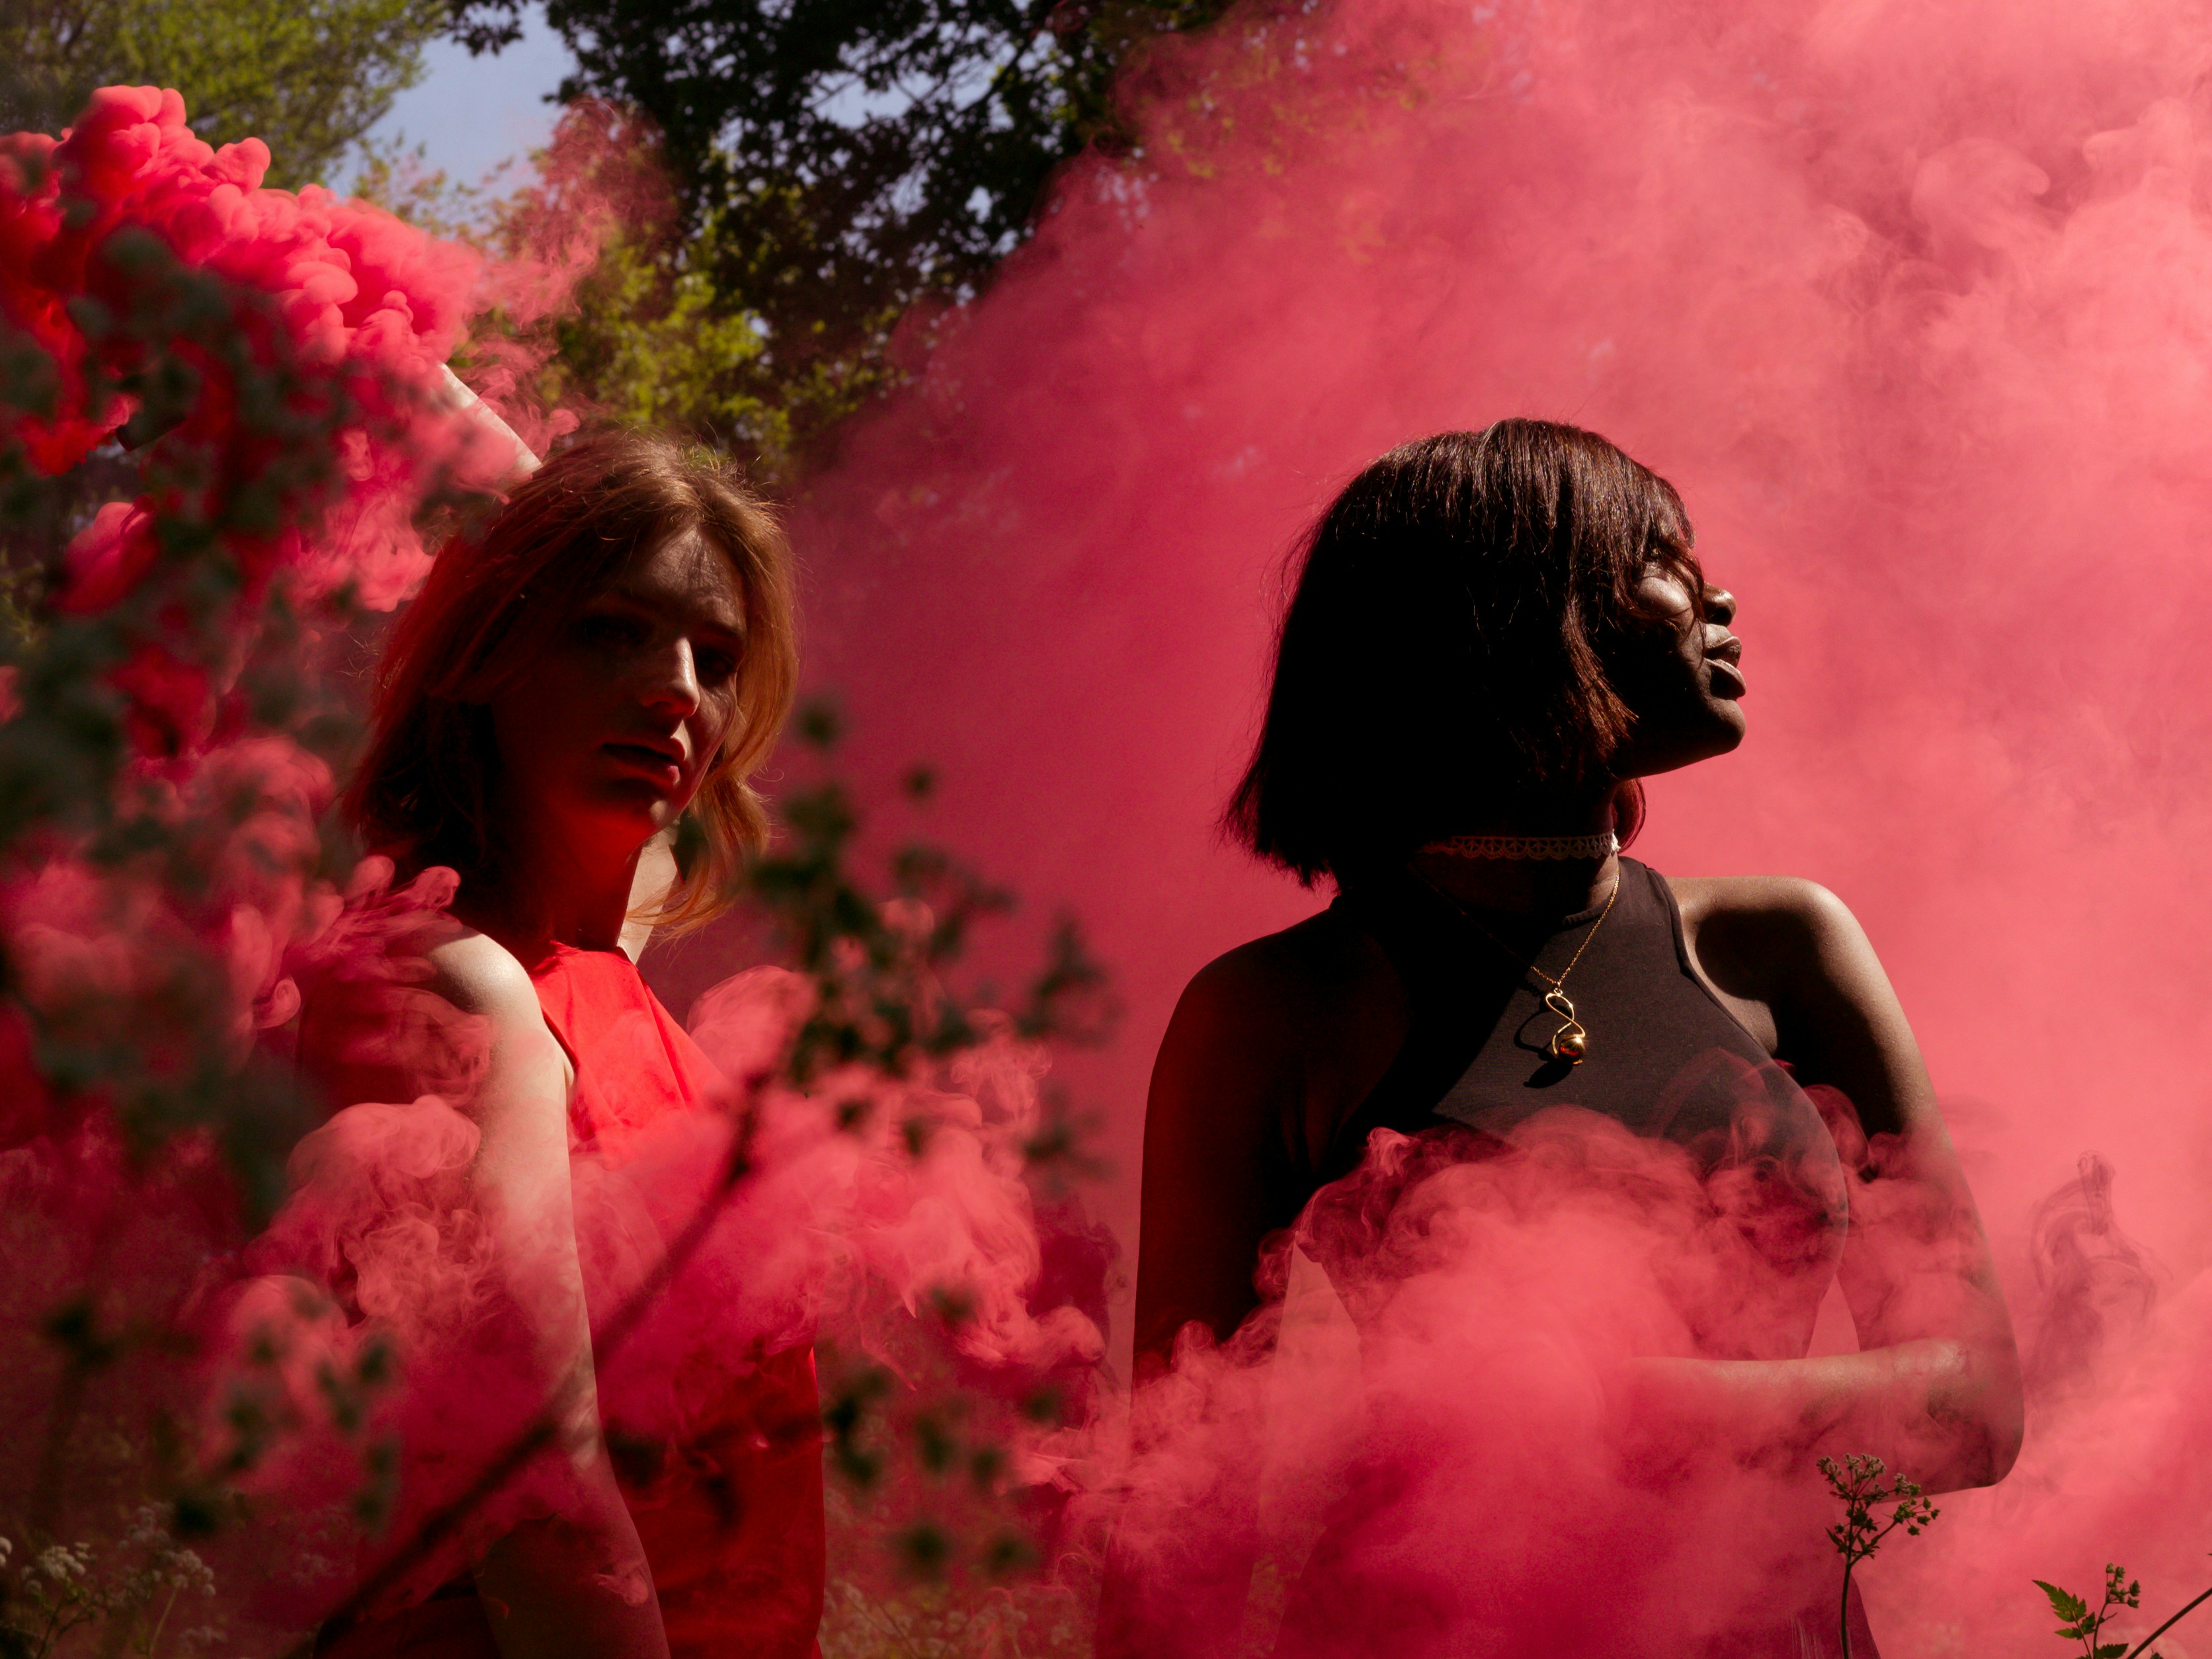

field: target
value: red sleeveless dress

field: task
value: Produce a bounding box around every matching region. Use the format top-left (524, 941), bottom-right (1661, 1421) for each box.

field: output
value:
top-left (533, 943), bottom-right (825, 1659)
top-left (318, 942), bottom-right (825, 1659)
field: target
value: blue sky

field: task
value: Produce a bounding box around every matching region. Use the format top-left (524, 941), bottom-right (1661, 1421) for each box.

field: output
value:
top-left (346, 3), bottom-right (576, 192)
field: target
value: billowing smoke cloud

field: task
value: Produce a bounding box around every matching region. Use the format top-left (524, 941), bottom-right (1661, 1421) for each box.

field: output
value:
top-left (0, 86), bottom-right (1100, 1647)
top-left (208, 952), bottom-right (1100, 1620)
top-left (774, 0), bottom-right (2212, 1648)
top-left (24, 0), bottom-right (2212, 1640)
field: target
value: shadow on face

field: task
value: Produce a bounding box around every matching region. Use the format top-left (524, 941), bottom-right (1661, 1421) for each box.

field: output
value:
top-left (489, 529), bottom-right (747, 869)
top-left (1604, 569), bottom-right (1748, 782)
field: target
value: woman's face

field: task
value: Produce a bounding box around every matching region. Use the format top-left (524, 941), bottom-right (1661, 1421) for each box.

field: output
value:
top-left (489, 528), bottom-right (745, 866)
top-left (1606, 564), bottom-right (1747, 779)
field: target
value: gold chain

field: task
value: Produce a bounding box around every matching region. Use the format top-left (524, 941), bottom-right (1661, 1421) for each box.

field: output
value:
top-left (1414, 870), bottom-right (1619, 1065)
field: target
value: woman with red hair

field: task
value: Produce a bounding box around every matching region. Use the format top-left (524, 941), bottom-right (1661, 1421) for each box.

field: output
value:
top-left (303, 407), bottom-right (819, 1659)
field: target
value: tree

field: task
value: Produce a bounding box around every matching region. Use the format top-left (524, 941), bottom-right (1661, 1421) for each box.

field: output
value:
top-left (0, 0), bottom-right (446, 187)
top-left (442, 1), bottom-right (1262, 469)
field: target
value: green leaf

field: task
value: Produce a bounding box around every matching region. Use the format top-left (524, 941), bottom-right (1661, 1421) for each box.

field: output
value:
top-left (2038, 1582), bottom-right (2092, 1623)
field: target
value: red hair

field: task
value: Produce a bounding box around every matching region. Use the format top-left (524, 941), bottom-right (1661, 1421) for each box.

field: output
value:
top-left (346, 430), bottom-right (798, 932)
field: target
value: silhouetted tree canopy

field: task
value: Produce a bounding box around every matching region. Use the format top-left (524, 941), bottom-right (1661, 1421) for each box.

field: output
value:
top-left (0, 0), bottom-right (445, 187)
top-left (442, 1), bottom-right (1255, 469)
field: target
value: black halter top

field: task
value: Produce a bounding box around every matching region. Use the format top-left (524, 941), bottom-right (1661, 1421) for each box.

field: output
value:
top-left (1315, 856), bottom-right (1851, 1359)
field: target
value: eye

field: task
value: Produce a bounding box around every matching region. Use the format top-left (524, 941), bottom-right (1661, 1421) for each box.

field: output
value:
top-left (576, 611), bottom-right (647, 649)
top-left (696, 644), bottom-right (741, 685)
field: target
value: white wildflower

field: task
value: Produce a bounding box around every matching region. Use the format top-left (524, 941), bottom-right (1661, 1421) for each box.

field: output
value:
top-left (122, 1506), bottom-right (167, 1551)
top-left (35, 1544), bottom-right (90, 1580)
top-left (165, 1548), bottom-right (216, 1596)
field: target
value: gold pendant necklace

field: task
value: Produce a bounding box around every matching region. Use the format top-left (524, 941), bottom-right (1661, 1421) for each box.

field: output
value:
top-left (1416, 872), bottom-right (1619, 1065)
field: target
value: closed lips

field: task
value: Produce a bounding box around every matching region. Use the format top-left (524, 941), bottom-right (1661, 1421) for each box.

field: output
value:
top-left (605, 741), bottom-right (682, 769)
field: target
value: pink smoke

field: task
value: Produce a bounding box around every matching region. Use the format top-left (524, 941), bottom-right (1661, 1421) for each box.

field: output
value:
top-left (766, 0), bottom-right (2212, 1648)
top-left (1, 83), bottom-right (1104, 1645)
top-left (0, 85), bottom-right (494, 610)
top-left (208, 942), bottom-right (1102, 1616)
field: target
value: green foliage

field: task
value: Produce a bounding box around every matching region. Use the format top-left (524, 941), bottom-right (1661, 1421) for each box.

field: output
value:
top-left (361, 101), bottom-right (803, 477)
top-left (453, 0), bottom-right (1233, 255)
top-left (2032, 1558), bottom-right (2212, 1659)
top-left (0, 143), bottom-right (468, 1653)
top-left (356, 6), bottom-right (1368, 479)
top-left (344, 136), bottom-right (496, 241)
top-left (438, 1), bottom-right (1345, 471)
top-left (0, 0), bottom-right (446, 187)
top-left (2037, 1565), bottom-right (2145, 1659)
top-left (740, 699), bottom-right (1116, 1086)
top-left (1817, 1453), bottom-right (1940, 1659)
top-left (0, 229), bottom-right (364, 1182)
top-left (545, 214), bottom-right (796, 473)
top-left (727, 730), bottom-right (1114, 1607)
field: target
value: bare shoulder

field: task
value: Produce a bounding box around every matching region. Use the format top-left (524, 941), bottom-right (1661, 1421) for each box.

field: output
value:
top-left (423, 934), bottom-right (571, 1085)
top-left (1157, 903), bottom-right (1405, 1164)
top-left (1150, 903), bottom-right (1404, 1184)
top-left (1174, 904), bottom-right (1395, 1037)
top-left (1666, 872), bottom-right (1855, 929)
top-left (1665, 872), bottom-right (1895, 1047)
top-left (420, 931), bottom-right (575, 1123)
top-left (1668, 873), bottom-right (1940, 1138)
top-left (422, 929), bottom-right (546, 1023)
top-left (296, 926), bottom-right (567, 1114)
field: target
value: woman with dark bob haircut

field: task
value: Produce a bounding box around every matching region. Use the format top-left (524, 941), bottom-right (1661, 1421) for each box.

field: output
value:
top-left (303, 424), bottom-right (819, 1659)
top-left (1110, 421), bottom-right (2022, 1657)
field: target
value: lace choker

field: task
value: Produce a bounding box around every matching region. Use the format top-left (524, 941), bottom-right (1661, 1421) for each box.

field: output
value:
top-left (1420, 831), bottom-right (1620, 861)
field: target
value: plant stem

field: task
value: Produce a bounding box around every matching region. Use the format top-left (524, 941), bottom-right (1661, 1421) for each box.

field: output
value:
top-left (1837, 1512), bottom-right (1916, 1658)
top-left (2123, 1581), bottom-right (2212, 1659)
top-left (143, 1580), bottom-right (180, 1656)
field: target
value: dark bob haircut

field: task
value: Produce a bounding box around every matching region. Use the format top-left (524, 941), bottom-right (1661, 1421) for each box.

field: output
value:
top-left (347, 429), bottom-right (798, 933)
top-left (1227, 419), bottom-right (1701, 886)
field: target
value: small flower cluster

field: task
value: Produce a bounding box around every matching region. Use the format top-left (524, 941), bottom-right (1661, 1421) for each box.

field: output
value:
top-left (0, 1509), bottom-right (220, 1658)
top-left (1818, 1453), bottom-right (1940, 1659)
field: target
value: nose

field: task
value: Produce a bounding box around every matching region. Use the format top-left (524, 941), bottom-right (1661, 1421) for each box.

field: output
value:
top-left (1701, 582), bottom-right (1737, 626)
top-left (641, 636), bottom-right (704, 719)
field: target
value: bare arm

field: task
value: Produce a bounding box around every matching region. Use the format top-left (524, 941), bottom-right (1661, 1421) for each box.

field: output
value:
top-left (436, 364), bottom-right (540, 480)
top-left (1129, 916), bottom-right (1405, 1370)
top-left (1129, 955), bottom-right (1303, 1372)
top-left (1642, 879), bottom-right (2024, 1492)
top-left (1107, 922), bottom-right (1409, 1659)
top-left (426, 936), bottom-right (670, 1659)
top-left (1102, 951), bottom-right (1312, 1659)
